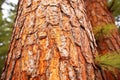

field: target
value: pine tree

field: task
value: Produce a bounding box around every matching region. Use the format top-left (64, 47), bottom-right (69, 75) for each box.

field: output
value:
top-left (85, 0), bottom-right (120, 79)
top-left (1, 0), bottom-right (104, 80)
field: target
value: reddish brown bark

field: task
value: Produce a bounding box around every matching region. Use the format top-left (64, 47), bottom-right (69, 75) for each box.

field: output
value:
top-left (85, 0), bottom-right (120, 54)
top-left (1, 0), bottom-right (103, 80)
top-left (85, 0), bottom-right (120, 80)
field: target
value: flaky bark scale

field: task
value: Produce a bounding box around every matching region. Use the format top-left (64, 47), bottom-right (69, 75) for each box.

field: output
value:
top-left (1, 0), bottom-right (103, 80)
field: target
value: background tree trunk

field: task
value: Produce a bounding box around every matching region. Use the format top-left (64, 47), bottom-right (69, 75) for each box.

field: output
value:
top-left (1, 0), bottom-right (103, 80)
top-left (85, 0), bottom-right (120, 80)
top-left (85, 0), bottom-right (120, 54)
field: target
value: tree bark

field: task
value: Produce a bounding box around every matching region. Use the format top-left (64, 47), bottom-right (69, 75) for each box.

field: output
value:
top-left (85, 0), bottom-right (120, 54)
top-left (85, 0), bottom-right (120, 80)
top-left (1, 0), bottom-right (103, 80)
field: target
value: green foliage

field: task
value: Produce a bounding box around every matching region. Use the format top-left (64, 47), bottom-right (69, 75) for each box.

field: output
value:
top-left (95, 52), bottom-right (120, 70)
top-left (0, 0), bottom-right (17, 75)
top-left (93, 24), bottom-right (115, 40)
top-left (0, 0), bottom-right (5, 8)
top-left (107, 0), bottom-right (120, 17)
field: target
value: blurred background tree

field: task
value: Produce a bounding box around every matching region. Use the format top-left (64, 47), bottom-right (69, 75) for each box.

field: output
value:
top-left (0, 0), bottom-right (17, 74)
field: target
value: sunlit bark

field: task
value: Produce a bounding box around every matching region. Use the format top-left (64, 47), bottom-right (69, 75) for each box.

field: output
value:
top-left (1, 0), bottom-right (103, 80)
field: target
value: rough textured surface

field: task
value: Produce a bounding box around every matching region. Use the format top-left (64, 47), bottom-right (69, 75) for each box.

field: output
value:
top-left (85, 0), bottom-right (120, 80)
top-left (1, 0), bottom-right (103, 80)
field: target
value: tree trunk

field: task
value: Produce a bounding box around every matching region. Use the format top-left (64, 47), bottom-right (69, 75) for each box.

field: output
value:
top-left (85, 0), bottom-right (120, 80)
top-left (1, 0), bottom-right (103, 80)
top-left (85, 0), bottom-right (120, 54)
